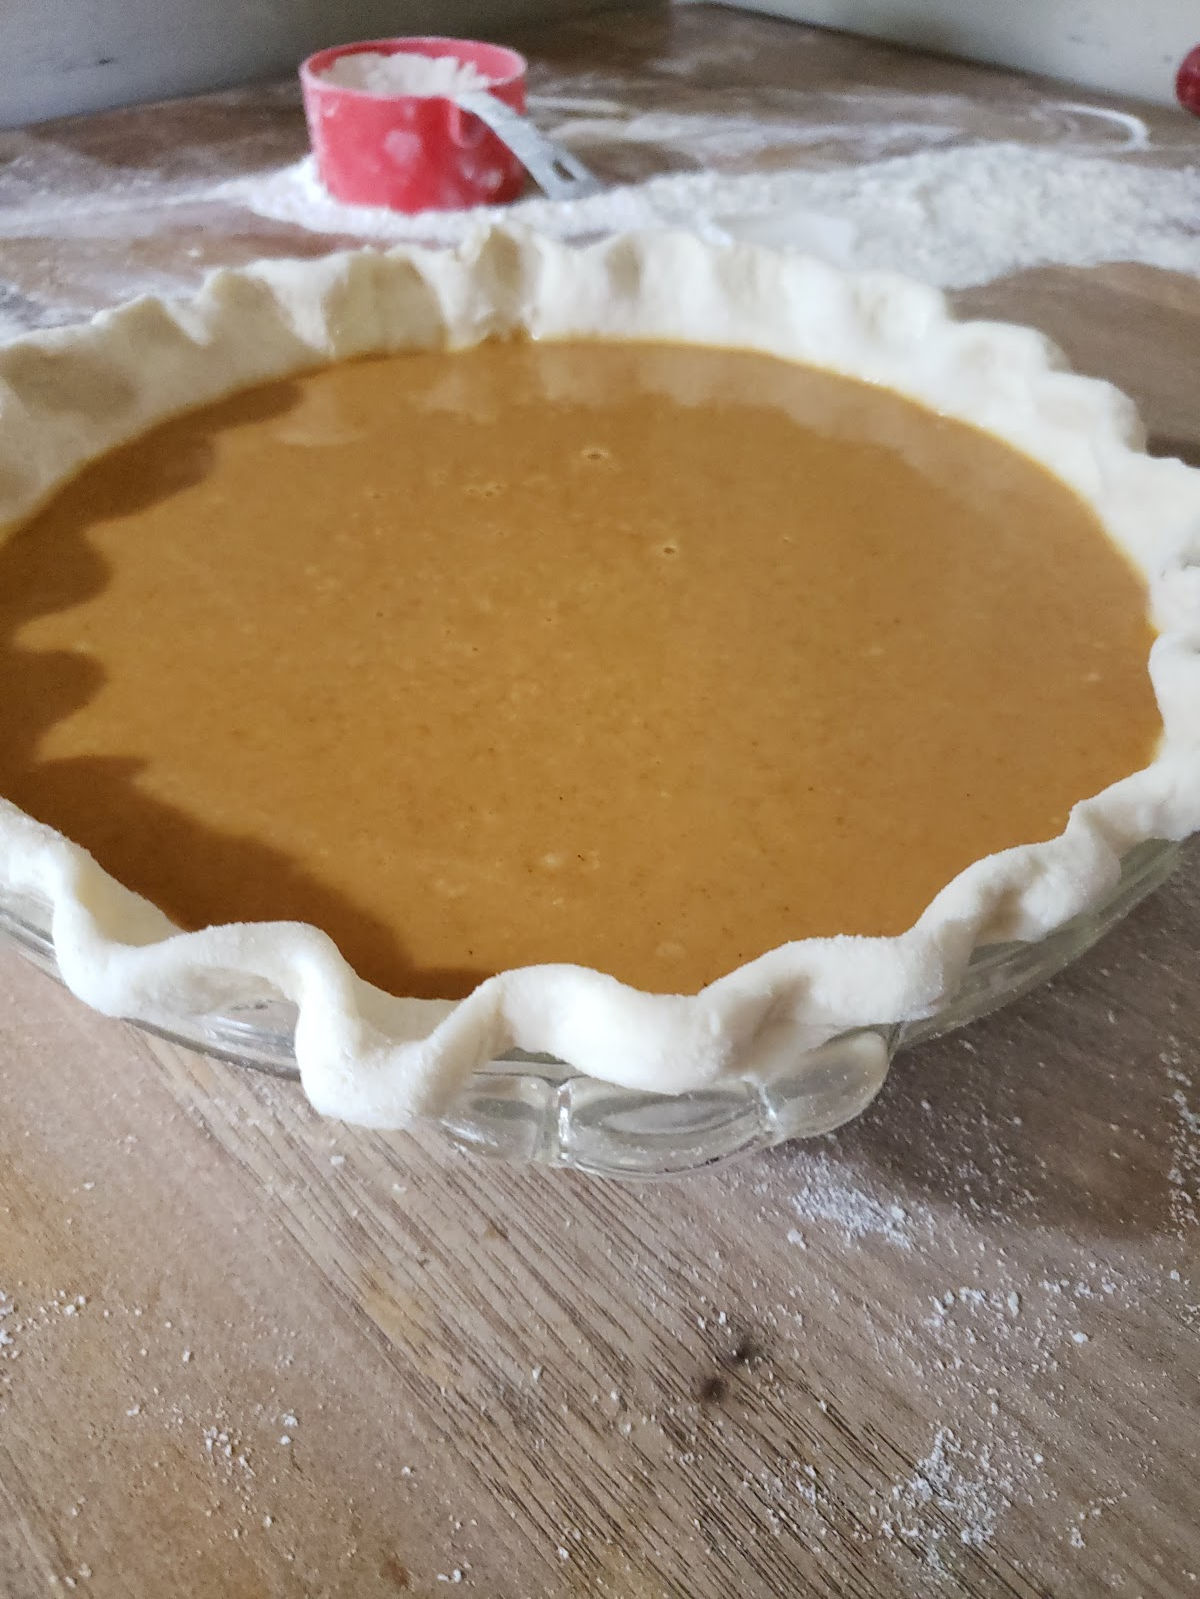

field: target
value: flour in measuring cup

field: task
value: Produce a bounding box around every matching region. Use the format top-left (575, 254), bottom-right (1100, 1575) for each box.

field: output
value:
top-left (317, 52), bottom-right (492, 99)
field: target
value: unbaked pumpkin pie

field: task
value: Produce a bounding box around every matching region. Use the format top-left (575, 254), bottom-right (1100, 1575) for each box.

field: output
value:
top-left (1, 230), bottom-right (1197, 1125)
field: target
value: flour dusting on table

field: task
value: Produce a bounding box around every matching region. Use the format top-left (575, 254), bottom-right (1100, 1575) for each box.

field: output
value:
top-left (751, 1001), bottom-right (1200, 1577)
top-left (0, 88), bottom-right (1196, 341)
top-left (217, 142), bottom-right (1200, 291)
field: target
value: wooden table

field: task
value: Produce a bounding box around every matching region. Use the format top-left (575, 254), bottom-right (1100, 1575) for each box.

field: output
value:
top-left (2, 8), bottom-right (1199, 1595)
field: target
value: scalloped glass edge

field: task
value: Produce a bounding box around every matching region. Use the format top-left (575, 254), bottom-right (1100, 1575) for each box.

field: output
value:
top-left (0, 838), bottom-right (1178, 1177)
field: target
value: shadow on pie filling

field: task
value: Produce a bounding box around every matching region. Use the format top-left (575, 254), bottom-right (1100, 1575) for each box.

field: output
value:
top-left (0, 340), bottom-right (1161, 1000)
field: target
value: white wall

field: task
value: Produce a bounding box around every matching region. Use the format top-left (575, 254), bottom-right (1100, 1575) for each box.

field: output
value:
top-left (694, 0), bottom-right (1196, 105)
top-left (4, 0), bottom-right (643, 128)
top-left (13, 0), bottom-right (1194, 129)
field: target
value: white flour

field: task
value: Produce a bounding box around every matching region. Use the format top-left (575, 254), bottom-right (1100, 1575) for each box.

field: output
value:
top-left (788, 1151), bottom-right (930, 1249)
top-left (1162, 1039), bottom-right (1200, 1235)
top-left (217, 141), bottom-right (1200, 291)
top-left (762, 1017), bottom-right (1200, 1579)
top-left (0, 1289), bottom-right (14, 1365)
top-left (317, 51), bottom-right (491, 99)
top-left (0, 92), bottom-right (1195, 343)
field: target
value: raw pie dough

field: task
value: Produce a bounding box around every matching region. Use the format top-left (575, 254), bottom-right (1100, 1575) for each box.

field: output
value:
top-left (0, 228), bottom-right (1198, 1126)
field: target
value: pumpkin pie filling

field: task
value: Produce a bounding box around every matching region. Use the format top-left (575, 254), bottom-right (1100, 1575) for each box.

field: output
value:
top-left (0, 339), bottom-right (1160, 1000)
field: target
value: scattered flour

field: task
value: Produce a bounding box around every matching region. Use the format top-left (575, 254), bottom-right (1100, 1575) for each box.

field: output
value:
top-left (766, 1051), bottom-right (1194, 1579)
top-left (538, 106), bottom-right (964, 164)
top-left (789, 1152), bottom-right (928, 1249)
top-left (0, 1288), bottom-right (90, 1410)
top-left (881, 1427), bottom-right (1011, 1556)
top-left (1162, 1043), bottom-right (1200, 1235)
top-left (317, 51), bottom-right (491, 100)
top-left (787, 1168), bottom-right (1052, 1565)
top-left (0, 92), bottom-right (1195, 342)
top-left (216, 142), bottom-right (1200, 291)
top-left (0, 1290), bottom-right (15, 1361)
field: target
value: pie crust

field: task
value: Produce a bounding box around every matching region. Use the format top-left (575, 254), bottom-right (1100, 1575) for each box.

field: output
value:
top-left (1, 227), bottom-right (1197, 1127)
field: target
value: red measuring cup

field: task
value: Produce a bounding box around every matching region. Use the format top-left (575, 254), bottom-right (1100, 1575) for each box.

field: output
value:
top-left (300, 37), bottom-right (528, 212)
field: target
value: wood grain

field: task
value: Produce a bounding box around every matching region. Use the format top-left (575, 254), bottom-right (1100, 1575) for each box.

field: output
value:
top-left (2, 8), bottom-right (1199, 1596)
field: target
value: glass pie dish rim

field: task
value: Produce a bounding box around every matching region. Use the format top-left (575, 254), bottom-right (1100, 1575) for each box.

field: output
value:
top-left (0, 836), bottom-right (1178, 1178)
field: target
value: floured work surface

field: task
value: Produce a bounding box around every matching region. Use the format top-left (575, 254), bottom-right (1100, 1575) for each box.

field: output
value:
top-left (2, 8), bottom-right (1200, 1598)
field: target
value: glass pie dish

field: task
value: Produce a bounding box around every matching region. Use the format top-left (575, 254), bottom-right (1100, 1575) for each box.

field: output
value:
top-left (2, 230), bottom-right (1197, 1161)
top-left (0, 837), bottom-right (1177, 1177)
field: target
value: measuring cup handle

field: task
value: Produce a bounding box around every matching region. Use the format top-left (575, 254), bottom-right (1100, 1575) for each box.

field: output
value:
top-left (455, 91), bottom-right (604, 202)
